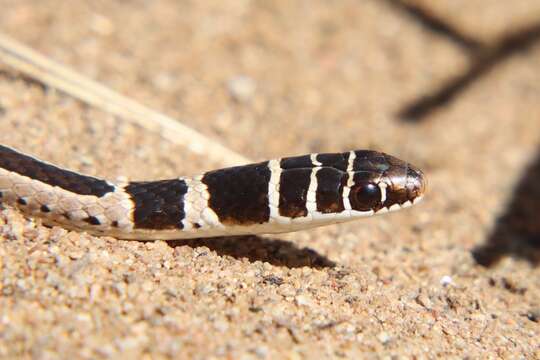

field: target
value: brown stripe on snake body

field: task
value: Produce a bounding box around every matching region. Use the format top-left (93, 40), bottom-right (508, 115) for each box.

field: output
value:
top-left (315, 167), bottom-right (347, 213)
top-left (280, 155), bottom-right (313, 169)
top-left (202, 162), bottom-right (270, 225)
top-left (278, 168), bottom-right (311, 218)
top-left (316, 152), bottom-right (350, 171)
top-left (125, 179), bottom-right (188, 229)
top-left (0, 145), bottom-right (114, 197)
top-left (279, 152), bottom-right (351, 172)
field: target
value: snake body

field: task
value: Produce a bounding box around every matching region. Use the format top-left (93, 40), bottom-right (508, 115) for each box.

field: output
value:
top-left (0, 145), bottom-right (425, 240)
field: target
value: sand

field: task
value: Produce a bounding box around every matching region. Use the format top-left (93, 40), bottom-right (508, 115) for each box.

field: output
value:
top-left (0, 1), bottom-right (539, 358)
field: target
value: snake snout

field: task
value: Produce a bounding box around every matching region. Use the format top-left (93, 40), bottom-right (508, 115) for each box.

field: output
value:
top-left (406, 165), bottom-right (426, 203)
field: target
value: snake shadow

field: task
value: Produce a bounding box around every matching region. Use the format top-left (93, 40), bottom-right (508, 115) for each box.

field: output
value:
top-left (473, 147), bottom-right (540, 266)
top-left (166, 235), bottom-right (336, 269)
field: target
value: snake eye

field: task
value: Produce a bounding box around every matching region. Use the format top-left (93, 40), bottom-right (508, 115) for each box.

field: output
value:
top-left (351, 182), bottom-right (381, 211)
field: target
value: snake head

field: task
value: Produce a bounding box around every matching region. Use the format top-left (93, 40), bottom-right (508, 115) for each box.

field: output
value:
top-left (349, 151), bottom-right (426, 214)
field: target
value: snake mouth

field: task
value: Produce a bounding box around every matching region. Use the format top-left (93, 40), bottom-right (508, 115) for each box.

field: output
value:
top-left (371, 160), bottom-right (426, 214)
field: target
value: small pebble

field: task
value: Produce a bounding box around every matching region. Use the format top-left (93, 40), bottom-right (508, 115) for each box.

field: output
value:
top-left (295, 294), bottom-right (314, 307)
top-left (227, 75), bottom-right (256, 102)
top-left (440, 275), bottom-right (453, 286)
top-left (377, 331), bottom-right (391, 344)
top-left (526, 309), bottom-right (540, 323)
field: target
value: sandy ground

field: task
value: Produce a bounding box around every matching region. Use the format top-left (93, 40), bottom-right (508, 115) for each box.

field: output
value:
top-left (0, 1), bottom-right (539, 358)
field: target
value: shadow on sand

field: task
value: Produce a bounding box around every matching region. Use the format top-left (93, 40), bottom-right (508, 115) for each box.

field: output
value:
top-left (382, 0), bottom-right (540, 121)
top-left (473, 148), bottom-right (540, 266)
top-left (167, 235), bottom-right (336, 269)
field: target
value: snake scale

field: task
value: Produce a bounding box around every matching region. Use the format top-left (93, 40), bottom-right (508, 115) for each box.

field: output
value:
top-left (0, 145), bottom-right (425, 240)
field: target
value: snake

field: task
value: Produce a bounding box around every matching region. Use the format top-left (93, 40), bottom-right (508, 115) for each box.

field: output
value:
top-left (0, 145), bottom-right (426, 240)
